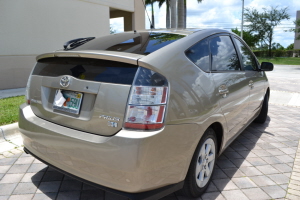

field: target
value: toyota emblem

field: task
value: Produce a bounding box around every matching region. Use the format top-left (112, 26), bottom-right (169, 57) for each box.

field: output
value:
top-left (60, 76), bottom-right (71, 87)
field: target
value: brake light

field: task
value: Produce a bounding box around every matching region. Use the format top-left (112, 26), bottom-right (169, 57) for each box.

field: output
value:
top-left (124, 67), bottom-right (168, 130)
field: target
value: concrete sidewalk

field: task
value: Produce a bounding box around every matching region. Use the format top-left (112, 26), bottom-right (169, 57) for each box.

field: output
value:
top-left (0, 88), bottom-right (25, 99)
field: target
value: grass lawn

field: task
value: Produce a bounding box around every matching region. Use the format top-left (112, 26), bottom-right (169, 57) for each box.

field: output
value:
top-left (0, 96), bottom-right (25, 126)
top-left (258, 57), bottom-right (300, 65)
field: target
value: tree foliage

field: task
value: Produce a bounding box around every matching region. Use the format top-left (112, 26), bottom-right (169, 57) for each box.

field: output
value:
top-left (231, 28), bottom-right (260, 48)
top-left (286, 43), bottom-right (294, 50)
top-left (244, 6), bottom-right (290, 57)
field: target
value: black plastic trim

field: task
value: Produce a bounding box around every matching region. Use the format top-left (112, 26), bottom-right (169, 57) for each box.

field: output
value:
top-left (24, 147), bottom-right (184, 200)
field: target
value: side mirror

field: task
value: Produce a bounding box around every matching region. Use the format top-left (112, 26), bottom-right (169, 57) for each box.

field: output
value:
top-left (260, 62), bottom-right (273, 71)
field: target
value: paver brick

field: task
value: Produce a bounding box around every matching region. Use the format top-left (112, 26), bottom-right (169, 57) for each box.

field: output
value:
top-left (256, 165), bottom-right (280, 175)
top-left (241, 188), bottom-right (270, 200)
top-left (213, 179), bottom-right (239, 191)
top-left (8, 194), bottom-right (34, 200)
top-left (0, 174), bottom-right (24, 184)
top-left (14, 157), bottom-right (35, 165)
top-left (286, 193), bottom-right (300, 200)
top-left (7, 164), bottom-right (30, 174)
top-left (41, 171), bottom-right (64, 182)
top-left (222, 168), bottom-right (246, 178)
top-left (0, 166), bottom-right (11, 174)
top-left (37, 181), bottom-right (61, 193)
top-left (287, 188), bottom-right (300, 196)
top-left (12, 182), bottom-right (38, 195)
top-left (20, 172), bottom-right (44, 183)
top-left (222, 190), bottom-right (249, 200)
top-left (239, 166), bottom-right (263, 176)
top-left (56, 191), bottom-right (81, 200)
top-left (249, 175), bottom-right (276, 186)
top-left (0, 183), bottom-right (17, 196)
top-left (59, 180), bottom-right (82, 191)
top-left (231, 177), bottom-right (257, 189)
top-left (246, 157), bottom-right (268, 166)
top-left (27, 164), bottom-right (47, 173)
top-left (261, 185), bottom-right (286, 199)
top-left (32, 193), bottom-right (57, 200)
top-left (201, 192), bottom-right (225, 200)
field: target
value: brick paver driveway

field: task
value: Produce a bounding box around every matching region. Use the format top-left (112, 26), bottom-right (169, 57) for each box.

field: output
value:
top-left (0, 65), bottom-right (300, 200)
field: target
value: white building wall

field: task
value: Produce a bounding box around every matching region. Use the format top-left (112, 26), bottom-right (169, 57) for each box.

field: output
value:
top-left (0, 0), bottom-right (110, 55)
top-left (84, 0), bottom-right (134, 12)
top-left (0, 0), bottom-right (110, 89)
top-left (295, 11), bottom-right (300, 50)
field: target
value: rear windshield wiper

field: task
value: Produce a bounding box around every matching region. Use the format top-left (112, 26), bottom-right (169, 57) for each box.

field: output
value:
top-left (63, 37), bottom-right (95, 50)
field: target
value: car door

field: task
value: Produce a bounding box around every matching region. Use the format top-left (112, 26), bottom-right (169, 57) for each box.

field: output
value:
top-left (210, 35), bottom-right (250, 140)
top-left (232, 37), bottom-right (266, 120)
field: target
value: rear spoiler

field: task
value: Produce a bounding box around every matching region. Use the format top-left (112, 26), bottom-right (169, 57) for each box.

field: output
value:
top-left (36, 50), bottom-right (144, 65)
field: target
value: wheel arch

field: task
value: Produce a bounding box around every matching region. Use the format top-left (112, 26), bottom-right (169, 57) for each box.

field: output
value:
top-left (209, 122), bottom-right (224, 155)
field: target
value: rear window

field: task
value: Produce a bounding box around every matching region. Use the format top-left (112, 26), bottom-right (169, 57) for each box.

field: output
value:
top-left (74, 32), bottom-right (186, 55)
top-left (33, 57), bottom-right (138, 85)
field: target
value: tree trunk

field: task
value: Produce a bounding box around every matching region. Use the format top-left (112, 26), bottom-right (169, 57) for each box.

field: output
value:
top-left (268, 31), bottom-right (273, 57)
top-left (170, 0), bottom-right (177, 28)
top-left (166, 1), bottom-right (170, 29)
top-left (177, 0), bottom-right (184, 29)
top-left (151, 3), bottom-right (155, 29)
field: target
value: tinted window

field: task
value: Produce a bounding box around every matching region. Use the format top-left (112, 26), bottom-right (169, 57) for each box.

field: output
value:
top-left (185, 39), bottom-right (210, 71)
top-left (33, 57), bottom-right (138, 85)
top-left (210, 36), bottom-right (241, 71)
top-left (74, 32), bottom-right (185, 55)
top-left (234, 38), bottom-right (258, 71)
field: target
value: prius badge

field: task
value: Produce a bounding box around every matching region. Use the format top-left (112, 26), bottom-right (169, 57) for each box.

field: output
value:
top-left (60, 76), bottom-right (71, 87)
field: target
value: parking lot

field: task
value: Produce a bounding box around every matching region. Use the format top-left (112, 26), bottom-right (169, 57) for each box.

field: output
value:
top-left (0, 65), bottom-right (300, 200)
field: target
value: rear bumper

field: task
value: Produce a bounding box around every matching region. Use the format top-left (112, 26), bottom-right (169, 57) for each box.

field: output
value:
top-left (24, 147), bottom-right (183, 200)
top-left (19, 104), bottom-right (201, 194)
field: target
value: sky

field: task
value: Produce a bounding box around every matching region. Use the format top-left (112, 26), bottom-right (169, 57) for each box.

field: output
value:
top-left (110, 0), bottom-right (300, 48)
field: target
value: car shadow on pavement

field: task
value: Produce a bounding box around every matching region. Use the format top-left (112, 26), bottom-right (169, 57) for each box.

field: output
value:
top-left (32, 166), bottom-right (126, 200)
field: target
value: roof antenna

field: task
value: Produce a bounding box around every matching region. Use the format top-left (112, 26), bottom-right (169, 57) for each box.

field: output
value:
top-left (142, 0), bottom-right (154, 30)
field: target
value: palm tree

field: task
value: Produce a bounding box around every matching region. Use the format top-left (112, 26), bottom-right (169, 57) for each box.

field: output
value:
top-left (157, 0), bottom-right (204, 29)
top-left (157, 0), bottom-right (171, 28)
top-left (179, 0), bottom-right (203, 29)
top-left (145, 0), bottom-right (156, 28)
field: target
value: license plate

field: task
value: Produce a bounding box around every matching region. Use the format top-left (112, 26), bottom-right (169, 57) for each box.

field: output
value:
top-left (53, 90), bottom-right (83, 115)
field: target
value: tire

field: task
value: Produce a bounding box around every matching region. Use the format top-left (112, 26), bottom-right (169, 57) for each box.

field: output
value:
top-left (180, 128), bottom-right (217, 198)
top-left (254, 92), bottom-right (269, 124)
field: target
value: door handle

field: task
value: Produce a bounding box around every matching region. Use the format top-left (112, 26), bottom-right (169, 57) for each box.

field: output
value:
top-left (219, 85), bottom-right (229, 98)
top-left (249, 80), bottom-right (254, 89)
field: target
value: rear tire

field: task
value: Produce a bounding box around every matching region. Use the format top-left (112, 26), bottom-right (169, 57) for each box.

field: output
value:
top-left (180, 128), bottom-right (217, 198)
top-left (254, 92), bottom-right (269, 124)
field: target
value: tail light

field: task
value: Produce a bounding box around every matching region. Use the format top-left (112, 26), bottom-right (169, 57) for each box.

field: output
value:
top-left (124, 67), bottom-right (168, 130)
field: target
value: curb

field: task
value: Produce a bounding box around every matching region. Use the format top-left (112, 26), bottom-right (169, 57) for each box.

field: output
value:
top-left (0, 122), bottom-right (21, 142)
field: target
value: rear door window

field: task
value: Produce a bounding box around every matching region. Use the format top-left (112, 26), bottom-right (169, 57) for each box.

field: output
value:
top-left (185, 39), bottom-right (210, 72)
top-left (210, 36), bottom-right (241, 71)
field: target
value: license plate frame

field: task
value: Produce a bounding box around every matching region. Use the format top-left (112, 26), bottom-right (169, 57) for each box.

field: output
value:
top-left (53, 90), bottom-right (83, 115)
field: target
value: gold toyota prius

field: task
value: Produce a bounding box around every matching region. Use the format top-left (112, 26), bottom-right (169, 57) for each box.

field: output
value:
top-left (19, 28), bottom-right (273, 199)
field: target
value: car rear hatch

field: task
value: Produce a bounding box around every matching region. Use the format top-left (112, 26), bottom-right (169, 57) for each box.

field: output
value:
top-left (28, 51), bottom-right (143, 136)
